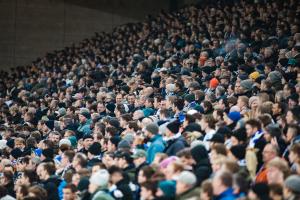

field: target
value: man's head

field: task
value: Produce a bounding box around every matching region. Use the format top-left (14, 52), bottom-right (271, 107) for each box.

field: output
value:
top-left (37, 162), bottom-right (56, 181)
top-left (109, 166), bottom-right (124, 184)
top-left (63, 184), bottom-right (77, 200)
top-left (245, 119), bottom-right (261, 137)
top-left (82, 135), bottom-right (93, 150)
top-left (144, 123), bottom-right (159, 139)
top-left (176, 171), bottom-right (197, 195)
top-left (165, 119), bottom-right (181, 137)
top-left (262, 144), bottom-right (278, 164)
top-left (212, 170), bottom-right (233, 196)
top-left (61, 150), bottom-right (75, 167)
top-left (132, 149), bottom-right (147, 167)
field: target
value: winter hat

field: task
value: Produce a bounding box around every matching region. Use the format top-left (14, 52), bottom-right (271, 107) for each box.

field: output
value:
top-left (131, 149), bottom-right (147, 159)
top-left (0, 140), bottom-right (7, 150)
top-left (184, 94), bottom-right (195, 103)
top-left (268, 71), bottom-right (282, 84)
top-left (79, 108), bottom-right (91, 119)
top-left (109, 136), bottom-right (121, 147)
top-left (227, 112), bottom-right (241, 123)
top-left (11, 148), bottom-right (23, 159)
top-left (106, 103), bottom-right (116, 113)
top-left (249, 71), bottom-right (260, 80)
top-left (68, 136), bottom-right (77, 148)
top-left (177, 171), bottom-right (197, 186)
top-left (123, 133), bottom-right (134, 145)
top-left (166, 120), bottom-right (181, 134)
top-left (230, 145), bottom-right (246, 160)
top-left (55, 107), bottom-right (66, 117)
top-left (288, 93), bottom-right (299, 104)
top-left (232, 128), bottom-right (247, 142)
top-left (145, 123), bottom-right (159, 135)
top-left (42, 148), bottom-right (54, 159)
top-left (240, 79), bottom-right (253, 91)
top-left (251, 183), bottom-right (270, 199)
top-left (45, 120), bottom-right (55, 130)
top-left (108, 118), bottom-right (120, 128)
top-left (117, 139), bottom-right (131, 150)
top-left (89, 169), bottom-right (110, 188)
top-left (184, 123), bottom-right (202, 133)
top-left (160, 156), bottom-right (179, 169)
top-left (6, 139), bottom-right (14, 149)
top-left (284, 175), bottom-right (300, 194)
top-left (82, 134), bottom-right (93, 141)
top-left (216, 126), bottom-right (233, 137)
top-left (191, 144), bottom-right (208, 163)
top-left (209, 78), bottom-right (219, 89)
top-left (208, 133), bottom-right (225, 143)
top-left (88, 142), bottom-right (102, 156)
top-left (158, 180), bottom-right (176, 198)
top-left (59, 138), bottom-right (71, 147)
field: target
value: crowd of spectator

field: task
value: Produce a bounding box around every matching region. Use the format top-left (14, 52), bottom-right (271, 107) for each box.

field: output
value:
top-left (0, 0), bottom-right (300, 199)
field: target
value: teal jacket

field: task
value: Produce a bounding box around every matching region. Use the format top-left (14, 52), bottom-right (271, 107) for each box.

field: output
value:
top-left (77, 119), bottom-right (92, 136)
top-left (146, 134), bottom-right (165, 163)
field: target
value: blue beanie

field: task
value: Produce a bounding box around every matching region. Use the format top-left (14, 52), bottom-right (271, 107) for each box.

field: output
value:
top-left (158, 180), bottom-right (176, 198)
top-left (228, 112), bottom-right (241, 123)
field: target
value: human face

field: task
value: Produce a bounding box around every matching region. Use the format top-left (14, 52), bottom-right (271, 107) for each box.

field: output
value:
top-left (230, 136), bottom-right (239, 146)
top-left (272, 103), bottom-right (280, 115)
top-left (72, 173), bottom-right (80, 186)
top-left (138, 170), bottom-right (146, 184)
top-left (262, 145), bottom-right (276, 163)
top-left (78, 114), bottom-right (87, 123)
top-left (63, 188), bottom-right (75, 200)
top-left (83, 138), bottom-right (93, 149)
top-left (176, 181), bottom-right (188, 195)
top-left (97, 103), bottom-right (105, 113)
top-left (288, 151), bottom-right (298, 164)
top-left (286, 111), bottom-right (294, 124)
top-left (245, 124), bottom-right (255, 137)
top-left (267, 166), bottom-right (284, 184)
top-left (15, 142), bottom-right (25, 149)
top-left (140, 187), bottom-right (153, 200)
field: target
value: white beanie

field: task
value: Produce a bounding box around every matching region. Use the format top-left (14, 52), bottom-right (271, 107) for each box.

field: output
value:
top-left (59, 138), bottom-right (71, 147)
top-left (177, 171), bottom-right (197, 186)
top-left (90, 169), bottom-right (110, 187)
top-left (0, 140), bottom-right (7, 150)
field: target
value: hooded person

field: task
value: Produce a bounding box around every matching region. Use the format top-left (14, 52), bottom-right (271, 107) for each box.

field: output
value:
top-left (164, 120), bottom-right (187, 156)
top-left (190, 144), bottom-right (212, 185)
top-left (89, 169), bottom-right (114, 200)
top-left (77, 108), bottom-right (92, 138)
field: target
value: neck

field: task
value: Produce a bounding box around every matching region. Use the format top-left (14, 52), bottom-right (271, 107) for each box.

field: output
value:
top-left (205, 127), bottom-right (212, 133)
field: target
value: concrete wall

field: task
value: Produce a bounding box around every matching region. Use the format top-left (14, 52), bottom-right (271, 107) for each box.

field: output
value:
top-left (0, 0), bottom-right (171, 71)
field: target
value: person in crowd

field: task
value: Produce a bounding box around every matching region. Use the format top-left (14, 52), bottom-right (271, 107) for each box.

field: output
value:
top-left (0, 0), bottom-right (299, 199)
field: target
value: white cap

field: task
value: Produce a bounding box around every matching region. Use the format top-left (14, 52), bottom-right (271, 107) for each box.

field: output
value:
top-left (90, 169), bottom-right (110, 187)
top-left (59, 139), bottom-right (71, 147)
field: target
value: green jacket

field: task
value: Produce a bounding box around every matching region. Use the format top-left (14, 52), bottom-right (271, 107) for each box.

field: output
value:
top-left (92, 189), bottom-right (114, 200)
top-left (176, 187), bottom-right (200, 200)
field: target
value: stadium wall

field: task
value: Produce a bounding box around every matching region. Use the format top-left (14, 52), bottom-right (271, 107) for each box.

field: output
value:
top-left (0, 0), bottom-right (178, 71)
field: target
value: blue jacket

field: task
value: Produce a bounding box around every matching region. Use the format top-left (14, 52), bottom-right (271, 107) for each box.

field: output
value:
top-left (147, 134), bottom-right (165, 163)
top-left (214, 188), bottom-right (236, 200)
top-left (77, 119), bottom-right (92, 137)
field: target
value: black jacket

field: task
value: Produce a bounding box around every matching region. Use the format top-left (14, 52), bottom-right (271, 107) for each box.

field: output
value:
top-left (41, 175), bottom-right (61, 200)
top-left (164, 136), bottom-right (187, 156)
top-left (112, 179), bottom-right (133, 200)
top-left (191, 145), bottom-right (212, 185)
